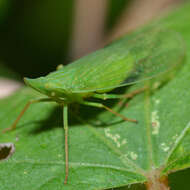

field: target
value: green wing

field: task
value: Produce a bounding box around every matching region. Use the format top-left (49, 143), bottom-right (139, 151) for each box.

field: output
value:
top-left (26, 25), bottom-right (185, 94)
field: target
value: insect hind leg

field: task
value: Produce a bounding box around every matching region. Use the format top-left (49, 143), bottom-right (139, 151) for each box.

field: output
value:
top-left (80, 101), bottom-right (137, 123)
top-left (92, 87), bottom-right (147, 100)
top-left (92, 87), bottom-right (147, 111)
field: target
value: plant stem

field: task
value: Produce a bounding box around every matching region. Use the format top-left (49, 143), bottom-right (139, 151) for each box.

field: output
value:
top-left (145, 175), bottom-right (170, 190)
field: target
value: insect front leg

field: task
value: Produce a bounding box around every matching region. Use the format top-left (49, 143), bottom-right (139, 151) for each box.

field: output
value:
top-left (2, 98), bottom-right (53, 133)
top-left (63, 104), bottom-right (69, 184)
top-left (80, 101), bottom-right (137, 123)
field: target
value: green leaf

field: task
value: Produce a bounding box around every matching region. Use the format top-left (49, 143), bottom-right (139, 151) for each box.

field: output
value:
top-left (1, 3), bottom-right (190, 190)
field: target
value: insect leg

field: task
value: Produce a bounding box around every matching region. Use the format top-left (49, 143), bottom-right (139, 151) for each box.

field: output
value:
top-left (2, 98), bottom-right (53, 133)
top-left (117, 87), bottom-right (148, 107)
top-left (92, 87), bottom-right (147, 100)
top-left (63, 104), bottom-right (69, 184)
top-left (92, 93), bottom-right (124, 100)
top-left (81, 101), bottom-right (137, 123)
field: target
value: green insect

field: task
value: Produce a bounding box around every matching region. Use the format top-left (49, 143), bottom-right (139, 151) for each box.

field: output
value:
top-left (3, 26), bottom-right (184, 184)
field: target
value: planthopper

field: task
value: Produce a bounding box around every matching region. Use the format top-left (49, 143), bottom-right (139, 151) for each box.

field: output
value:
top-left (2, 25), bottom-right (185, 184)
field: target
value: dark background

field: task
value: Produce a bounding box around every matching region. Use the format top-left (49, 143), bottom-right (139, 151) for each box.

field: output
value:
top-left (0, 0), bottom-right (129, 77)
top-left (0, 0), bottom-right (182, 78)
